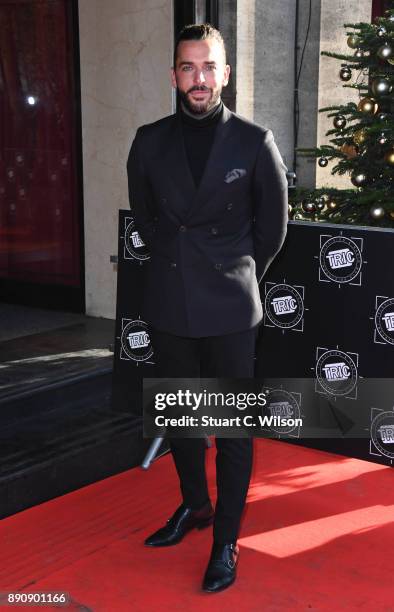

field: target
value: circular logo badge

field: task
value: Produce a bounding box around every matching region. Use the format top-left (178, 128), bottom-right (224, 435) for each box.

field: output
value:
top-left (319, 236), bottom-right (362, 283)
top-left (371, 411), bottom-right (394, 459)
top-left (264, 284), bottom-right (304, 329)
top-left (261, 388), bottom-right (301, 435)
top-left (375, 298), bottom-right (394, 345)
top-left (316, 349), bottom-right (358, 396)
top-left (124, 218), bottom-right (150, 261)
top-left (121, 319), bottom-right (153, 362)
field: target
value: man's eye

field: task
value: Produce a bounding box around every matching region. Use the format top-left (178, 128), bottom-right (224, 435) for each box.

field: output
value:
top-left (181, 66), bottom-right (193, 71)
top-left (205, 65), bottom-right (215, 71)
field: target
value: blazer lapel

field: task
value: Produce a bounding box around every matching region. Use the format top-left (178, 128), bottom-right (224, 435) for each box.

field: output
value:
top-left (161, 104), bottom-right (234, 219)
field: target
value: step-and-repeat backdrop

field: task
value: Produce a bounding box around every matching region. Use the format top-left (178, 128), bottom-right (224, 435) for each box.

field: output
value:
top-left (112, 211), bottom-right (394, 467)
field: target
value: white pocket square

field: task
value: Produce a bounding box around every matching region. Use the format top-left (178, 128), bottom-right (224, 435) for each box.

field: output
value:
top-left (224, 168), bottom-right (247, 184)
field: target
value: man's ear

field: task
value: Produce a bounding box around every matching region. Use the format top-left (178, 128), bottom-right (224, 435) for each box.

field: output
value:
top-left (223, 64), bottom-right (231, 87)
top-left (171, 67), bottom-right (177, 89)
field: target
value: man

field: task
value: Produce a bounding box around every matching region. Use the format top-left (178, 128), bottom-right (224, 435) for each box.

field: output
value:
top-left (127, 23), bottom-right (288, 593)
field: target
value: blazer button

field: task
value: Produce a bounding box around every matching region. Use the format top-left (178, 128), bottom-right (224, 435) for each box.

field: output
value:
top-left (226, 203), bottom-right (233, 210)
top-left (214, 263), bottom-right (222, 271)
top-left (161, 198), bottom-right (167, 204)
top-left (179, 225), bottom-right (187, 232)
top-left (170, 262), bottom-right (177, 268)
top-left (210, 227), bottom-right (218, 235)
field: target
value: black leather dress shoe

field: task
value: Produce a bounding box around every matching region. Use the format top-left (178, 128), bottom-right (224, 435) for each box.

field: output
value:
top-left (202, 541), bottom-right (239, 593)
top-left (144, 501), bottom-right (214, 547)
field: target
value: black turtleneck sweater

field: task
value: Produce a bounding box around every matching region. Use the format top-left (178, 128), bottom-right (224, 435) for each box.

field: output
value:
top-left (179, 100), bottom-right (223, 188)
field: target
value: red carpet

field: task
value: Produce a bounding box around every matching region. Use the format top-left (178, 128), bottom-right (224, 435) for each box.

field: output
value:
top-left (0, 439), bottom-right (393, 611)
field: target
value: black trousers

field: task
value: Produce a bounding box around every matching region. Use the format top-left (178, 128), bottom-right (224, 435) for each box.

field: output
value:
top-left (150, 326), bottom-right (258, 544)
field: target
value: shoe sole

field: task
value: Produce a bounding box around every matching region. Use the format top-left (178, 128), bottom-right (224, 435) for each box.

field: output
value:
top-left (202, 576), bottom-right (236, 593)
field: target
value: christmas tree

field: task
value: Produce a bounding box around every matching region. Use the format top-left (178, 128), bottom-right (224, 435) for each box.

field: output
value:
top-left (291, 3), bottom-right (394, 227)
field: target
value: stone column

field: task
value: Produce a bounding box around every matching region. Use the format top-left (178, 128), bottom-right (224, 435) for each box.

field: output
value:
top-left (235, 0), bottom-right (297, 171)
top-left (79, 0), bottom-right (173, 318)
top-left (294, 0), bottom-right (322, 188)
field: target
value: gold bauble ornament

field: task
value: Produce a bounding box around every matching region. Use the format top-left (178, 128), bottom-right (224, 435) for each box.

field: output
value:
top-left (384, 149), bottom-right (394, 166)
top-left (341, 143), bottom-right (358, 159)
top-left (347, 35), bottom-right (360, 49)
top-left (327, 200), bottom-right (338, 210)
top-left (353, 129), bottom-right (367, 146)
top-left (357, 97), bottom-right (378, 115)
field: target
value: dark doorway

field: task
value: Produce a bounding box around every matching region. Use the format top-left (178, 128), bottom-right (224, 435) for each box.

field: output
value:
top-left (173, 0), bottom-right (236, 111)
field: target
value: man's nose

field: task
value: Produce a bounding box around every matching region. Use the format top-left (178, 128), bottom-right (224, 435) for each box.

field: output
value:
top-left (194, 70), bottom-right (206, 84)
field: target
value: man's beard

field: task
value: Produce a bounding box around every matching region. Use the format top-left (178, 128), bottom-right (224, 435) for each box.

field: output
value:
top-left (178, 86), bottom-right (221, 115)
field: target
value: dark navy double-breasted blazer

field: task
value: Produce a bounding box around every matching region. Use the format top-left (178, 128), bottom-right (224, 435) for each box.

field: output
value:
top-left (127, 104), bottom-right (288, 337)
